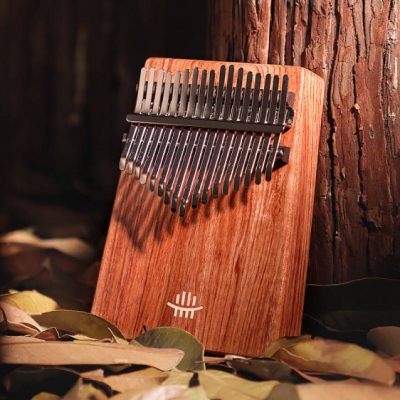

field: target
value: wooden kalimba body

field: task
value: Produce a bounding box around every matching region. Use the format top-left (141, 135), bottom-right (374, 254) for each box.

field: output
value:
top-left (92, 58), bottom-right (324, 356)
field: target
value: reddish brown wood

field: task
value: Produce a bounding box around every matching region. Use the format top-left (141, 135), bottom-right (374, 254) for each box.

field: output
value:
top-left (208, 0), bottom-right (400, 283)
top-left (92, 58), bottom-right (324, 356)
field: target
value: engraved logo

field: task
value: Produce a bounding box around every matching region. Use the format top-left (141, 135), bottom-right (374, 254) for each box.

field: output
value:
top-left (167, 291), bottom-right (203, 319)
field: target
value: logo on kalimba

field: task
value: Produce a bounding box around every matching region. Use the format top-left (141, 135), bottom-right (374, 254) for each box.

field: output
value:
top-left (167, 291), bottom-right (203, 319)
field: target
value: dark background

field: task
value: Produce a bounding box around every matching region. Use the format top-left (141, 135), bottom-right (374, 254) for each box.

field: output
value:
top-left (0, 0), bottom-right (207, 241)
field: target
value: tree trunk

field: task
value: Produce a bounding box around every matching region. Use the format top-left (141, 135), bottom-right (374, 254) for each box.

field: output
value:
top-left (208, 0), bottom-right (400, 283)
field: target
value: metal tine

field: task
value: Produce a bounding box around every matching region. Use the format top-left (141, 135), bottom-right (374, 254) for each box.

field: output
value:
top-left (178, 69), bottom-right (190, 117)
top-left (231, 68), bottom-right (244, 121)
top-left (201, 66), bottom-right (226, 203)
top-left (142, 68), bottom-right (156, 114)
top-left (157, 128), bottom-right (181, 196)
top-left (149, 127), bottom-right (174, 191)
top-left (128, 68), bottom-right (155, 175)
top-left (221, 133), bottom-right (243, 196)
top-left (126, 125), bottom-right (147, 175)
top-left (254, 74), bottom-right (273, 184)
top-left (250, 73), bottom-right (262, 122)
top-left (204, 70), bottom-right (215, 119)
top-left (134, 70), bottom-right (165, 179)
top-left (160, 71), bottom-right (173, 115)
top-left (192, 131), bottom-right (217, 208)
top-left (119, 67), bottom-right (147, 170)
top-left (152, 69), bottom-right (165, 115)
top-left (214, 66), bottom-right (226, 119)
top-left (202, 133), bottom-right (225, 203)
top-left (255, 134), bottom-right (272, 184)
top-left (208, 68), bottom-right (243, 198)
top-left (134, 67), bottom-right (147, 113)
top-left (195, 70), bottom-right (208, 118)
top-left (187, 67), bottom-right (199, 117)
top-left (222, 65), bottom-right (235, 120)
top-left (169, 71), bottom-right (181, 116)
top-left (234, 72), bottom-right (261, 191)
top-left (140, 126), bottom-right (164, 184)
top-left (277, 75), bottom-right (289, 124)
top-left (134, 126), bottom-right (155, 179)
top-left (268, 75), bottom-right (279, 124)
top-left (180, 130), bottom-right (208, 216)
top-left (171, 129), bottom-right (199, 212)
top-left (243, 134), bottom-right (262, 187)
top-left (221, 72), bottom-right (253, 196)
top-left (258, 74), bottom-right (271, 123)
top-left (265, 75), bottom-right (289, 181)
top-left (119, 124), bottom-right (138, 171)
top-left (164, 128), bottom-right (190, 204)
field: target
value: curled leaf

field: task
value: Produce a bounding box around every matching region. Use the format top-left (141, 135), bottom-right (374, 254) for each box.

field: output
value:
top-left (0, 302), bottom-right (42, 334)
top-left (367, 326), bottom-right (400, 357)
top-left (0, 290), bottom-right (60, 314)
top-left (272, 337), bottom-right (396, 385)
top-left (135, 327), bottom-right (204, 371)
top-left (0, 228), bottom-right (95, 262)
top-left (198, 370), bottom-right (279, 399)
top-left (0, 335), bottom-right (184, 370)
top-left (31, 310), bottom-right (127, 344)
top-left (257, 336), bottom-right (311, 358)
top-left (227, 358), bottom-right (299, 383)
top-left (296, 381), bottom-right (400, 400)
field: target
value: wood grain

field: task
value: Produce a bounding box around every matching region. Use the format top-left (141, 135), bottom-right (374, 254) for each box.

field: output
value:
top-left (92, 58), bottom-right (324, 356)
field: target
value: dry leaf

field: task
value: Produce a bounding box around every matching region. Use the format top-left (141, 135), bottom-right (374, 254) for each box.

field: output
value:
top-left (267, 383), bottom-right (300, 400)
top-left (103, 368), bottom-right (169, 393)
top-left (0, 302), bottom-right (42, 334)
top-left (297, 381), bottom-right (400, 400)
top-left (61, 377), bottom-right (108, 400)
top-left (198, 370), bottom-right (279, 399)
top-left (109, 384), bottom-right (201, 400)
top-left (32, 310), bottom-right (127, 344)
top-left (272, 337), bottom-right (395, 385)
top-left (367, 326), bottom-right (400, 357)
top-left (0, 228), bottom-right (95, 262)
top-left (32, 393), bottom-right (60, 400)
top-left (135, 327), bottom-right (204, 371)
top-left (257, 336), bottom-right (311, 358)
top-left (0, 290), bottom-right (60, 314)
top-left (0, 335), bottom-right (184, 370)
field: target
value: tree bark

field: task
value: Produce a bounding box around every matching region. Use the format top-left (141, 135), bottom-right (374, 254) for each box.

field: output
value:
top-left (208, 0), bottom-right (400, 283)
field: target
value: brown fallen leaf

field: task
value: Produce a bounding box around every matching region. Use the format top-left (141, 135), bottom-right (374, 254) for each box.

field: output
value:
top-left (0, 335), bottom-right (184, 370)
top-left (257, 335), bottom-right (311, 358)
top-left (0, 290), bottom-right (60, 314)
top-left (198, 369), bottom-right (279, 399)
top-left (32, 310), bottom-right (127, 344)
top-left (296, 381), bottom-right (400, 400)
top-left (0, 302), bottom-right (42, 334)
top-left (272, 337), bottom-right (395, 385)
top-left (0, 228), bottom-right (95, 262)
top-left (103, 368), bottom-right (169, 393)
top-left (62, 377), bottom-right (108, 400)
top-left (109, 384), bottom-right (205, 400)
top-left (32, 393), bottom-right (60, 400)
top-left (367, 326), bottom-right (400, 357)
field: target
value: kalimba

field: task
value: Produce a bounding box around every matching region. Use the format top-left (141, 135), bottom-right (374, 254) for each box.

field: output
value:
top-left (92, 58), bottom-right (324, 356)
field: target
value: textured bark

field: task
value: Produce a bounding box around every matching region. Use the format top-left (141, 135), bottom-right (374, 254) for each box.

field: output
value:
top-left (209, 0), bottom-right (400, 283)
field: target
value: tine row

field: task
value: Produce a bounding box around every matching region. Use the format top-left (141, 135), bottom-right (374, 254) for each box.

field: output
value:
top-left (119, 65), bottom-right (292, 216)
top-left (121, 128), bottom-right (287, 217)
top-left (132, 66), bottom-right (293, 126)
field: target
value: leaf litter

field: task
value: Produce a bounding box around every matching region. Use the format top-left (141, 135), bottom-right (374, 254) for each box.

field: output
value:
top-left (0, 228), bottom-right (400, 399)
